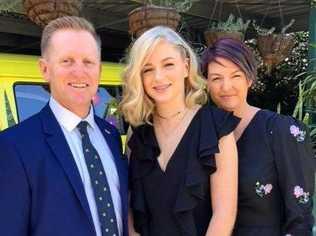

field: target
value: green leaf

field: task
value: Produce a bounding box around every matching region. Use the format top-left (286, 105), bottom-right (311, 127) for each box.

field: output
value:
top-left (4, 91), bottom-right (16, 127)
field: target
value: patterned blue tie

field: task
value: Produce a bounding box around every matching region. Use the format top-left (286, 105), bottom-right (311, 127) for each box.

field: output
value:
top-left (77, 121), bottom-right (119, 236)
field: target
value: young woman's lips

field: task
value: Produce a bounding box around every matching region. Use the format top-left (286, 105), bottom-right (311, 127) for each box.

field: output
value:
top-left (153, 84), bottom-right (171, 92)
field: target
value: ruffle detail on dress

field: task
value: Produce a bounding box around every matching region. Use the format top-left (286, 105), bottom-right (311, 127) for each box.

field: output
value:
top-left (129, 178), bottom-right (150, 235)
top-left (199, 104), bottom-right (240, 173)
top-left (128, 125), bottom-right (159, 180)
top-left (173, 104), bottom-right (240, 235)
top-left (209, 105), bottom-right (241, 139)
top-left (128, 125), bottom-right (159, 235)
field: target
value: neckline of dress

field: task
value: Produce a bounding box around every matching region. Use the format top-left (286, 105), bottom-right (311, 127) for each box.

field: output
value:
top-left (236, 109), bottom-right (264, 145)
top-left (152, 105), bottom-right (203, 173)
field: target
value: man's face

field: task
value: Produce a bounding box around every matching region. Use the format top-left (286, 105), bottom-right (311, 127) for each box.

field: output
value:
top-left (39, 29), bottom-right (101, 117)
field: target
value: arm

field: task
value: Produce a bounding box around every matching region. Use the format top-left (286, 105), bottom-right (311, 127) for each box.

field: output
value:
top-left (272, 117), bottom-right (314, 235)
top-left (0, 135), bottom-right (30, 236)
top-left (205, 132), bottom-right (238, 236)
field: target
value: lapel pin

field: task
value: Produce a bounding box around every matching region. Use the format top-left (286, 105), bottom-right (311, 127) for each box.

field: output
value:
top-left (104, 129), bottom-right (111, 134)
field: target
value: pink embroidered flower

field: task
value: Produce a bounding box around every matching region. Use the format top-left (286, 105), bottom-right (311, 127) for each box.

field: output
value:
top-left (290, 125), bottom-right (300, 136)
top-left (264, 184), bottom-right (273, 194)
top-left (255, 182), bottom-right (273, 197)
top-left (294, 185), bottom-right (304, 198)
top-left (293, 185), bottom-right (309, 204)
top-left (289, 125), bottom-right (306, 142)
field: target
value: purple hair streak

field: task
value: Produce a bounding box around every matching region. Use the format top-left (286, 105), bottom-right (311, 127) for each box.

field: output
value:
top-left (201, 38), bottom-right (257, 81)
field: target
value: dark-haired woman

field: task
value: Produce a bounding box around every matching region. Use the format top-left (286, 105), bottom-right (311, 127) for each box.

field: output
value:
top-left (201, 38), bottom-right (315, 236)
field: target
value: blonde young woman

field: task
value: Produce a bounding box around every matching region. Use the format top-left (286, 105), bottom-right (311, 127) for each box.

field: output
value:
top-left (120, 26), bottom-right (240, 236)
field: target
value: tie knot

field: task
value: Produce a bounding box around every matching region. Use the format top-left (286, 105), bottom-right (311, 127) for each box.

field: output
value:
top-left (77, 121), bottom-right (89, 135)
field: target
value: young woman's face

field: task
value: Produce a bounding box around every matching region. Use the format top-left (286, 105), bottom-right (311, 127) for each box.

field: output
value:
top-left (141, 40), bottom-right (189, 106)
top-left (207, 57), bottom-right (252, 112)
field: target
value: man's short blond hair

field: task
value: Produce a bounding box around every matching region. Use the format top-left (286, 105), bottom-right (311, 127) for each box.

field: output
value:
top-left (41, 16), bottom-right (101, 57)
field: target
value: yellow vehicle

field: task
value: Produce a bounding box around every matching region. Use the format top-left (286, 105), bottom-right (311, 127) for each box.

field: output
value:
top-left (0, 53), bottom-right (127, 138)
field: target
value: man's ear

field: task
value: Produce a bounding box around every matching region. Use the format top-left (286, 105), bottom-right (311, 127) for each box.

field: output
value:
top-left (39, 58), bottom-right (49, 82)
top-left (97, 62), bottom-right (102, 82)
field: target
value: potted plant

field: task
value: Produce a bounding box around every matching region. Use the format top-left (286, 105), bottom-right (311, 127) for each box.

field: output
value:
top-left (254, 19), bottom-right (295, 73)
top-left (103, 98), bottom-right (126, 134)
top-left (128, 0), bottom-right (197, 38)
top-left (292, 71), bottom-right (316, 151)
top-left (204, 14), bottom-right (251, 46)
top-left (23, 0), bottom-right (82, 27)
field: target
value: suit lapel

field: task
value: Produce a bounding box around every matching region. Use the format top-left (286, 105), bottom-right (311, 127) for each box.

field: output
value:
top-left (40, 105), bottom-right (95, 231)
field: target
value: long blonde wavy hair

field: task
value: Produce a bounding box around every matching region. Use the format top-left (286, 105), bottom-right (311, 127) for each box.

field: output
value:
top-left (120, 26), bottom-right (207, 127)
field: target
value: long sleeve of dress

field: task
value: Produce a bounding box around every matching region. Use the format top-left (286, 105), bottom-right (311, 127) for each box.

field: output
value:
top-left (271, 115), bottom-right (315, 235)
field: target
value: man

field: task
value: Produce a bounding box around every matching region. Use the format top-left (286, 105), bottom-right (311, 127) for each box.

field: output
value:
top-left (0, 16), bottom-right (128, 236)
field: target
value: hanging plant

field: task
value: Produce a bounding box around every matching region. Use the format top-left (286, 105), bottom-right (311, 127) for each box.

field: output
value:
top-left (254, 19), bottom-right (296, 74)
top-left (23, 0), bottom-right (82, 27)
top-left (0, 0), bottom-right (23, 13)
top-left (128, 0), bottom-right (197, 38)
top-left (204, 14), bottom-right (251, 46)
top-left (246, 31), bottom-right (309, 116)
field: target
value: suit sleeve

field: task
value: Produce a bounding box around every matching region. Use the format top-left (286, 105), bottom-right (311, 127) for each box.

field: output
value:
top-left (0, 135), bottom-right (30, 236)
top-left (271, 116), bottom-right (315, 235)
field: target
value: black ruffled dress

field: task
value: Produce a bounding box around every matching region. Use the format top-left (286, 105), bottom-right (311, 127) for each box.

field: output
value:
top-left (128, 104), bottom-right (240, 236)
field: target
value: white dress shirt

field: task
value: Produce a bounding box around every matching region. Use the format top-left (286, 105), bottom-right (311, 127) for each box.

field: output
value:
top-left (49, 97), bottom-right (122, 236)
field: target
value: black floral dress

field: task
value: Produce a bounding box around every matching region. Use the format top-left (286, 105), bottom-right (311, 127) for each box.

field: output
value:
top-left (128, 104), bottom-right (240, 236)
top-left (233, 109), bottom-right (315, 236)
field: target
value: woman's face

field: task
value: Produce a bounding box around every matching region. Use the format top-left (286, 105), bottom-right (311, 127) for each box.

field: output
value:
top-left (141, 40), bottom-right (189, 106)
top-left (206, 57), bottom-right (252, 112)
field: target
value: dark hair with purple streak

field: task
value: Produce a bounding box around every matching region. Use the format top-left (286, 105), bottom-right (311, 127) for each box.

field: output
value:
top-left (201, 38), bottom-right (257, 81)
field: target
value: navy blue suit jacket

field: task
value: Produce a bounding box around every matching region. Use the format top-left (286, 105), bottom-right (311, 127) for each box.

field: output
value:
top-left (0, 104), bottom-right (128, 236)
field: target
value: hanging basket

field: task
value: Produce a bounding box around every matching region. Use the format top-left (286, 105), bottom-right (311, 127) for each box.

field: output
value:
top-left (23, 0), bottom-right (82, 27)
top-left (204, 30), bottom-right (244, 46)
top-left (257, 34), bottom-right (295, 73)
top-left (128, 5), bottom-right (181, 38)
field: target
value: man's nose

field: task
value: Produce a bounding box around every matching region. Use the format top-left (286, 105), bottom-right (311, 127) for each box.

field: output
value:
top-left (71, 62), bottom-right (86, 75)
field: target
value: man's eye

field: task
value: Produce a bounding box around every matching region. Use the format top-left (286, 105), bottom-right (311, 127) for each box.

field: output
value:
top-left (84, 60), bottom-right (93, 65)
top-left (62, 59), bottom-right (71, 64)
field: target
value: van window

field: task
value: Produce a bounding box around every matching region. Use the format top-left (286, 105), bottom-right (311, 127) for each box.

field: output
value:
top-left (14, 84), bottom-right (50, 122)
top-left (14, 83), bottom-right (127, 134)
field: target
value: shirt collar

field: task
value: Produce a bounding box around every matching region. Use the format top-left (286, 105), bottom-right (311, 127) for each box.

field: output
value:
top-left (49, 96), bottom-right (96, 132)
